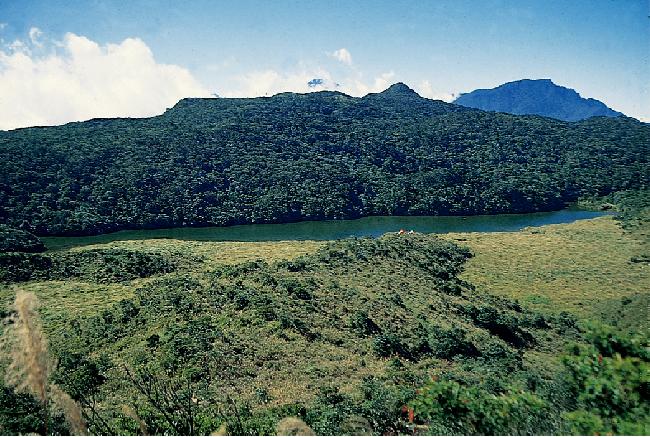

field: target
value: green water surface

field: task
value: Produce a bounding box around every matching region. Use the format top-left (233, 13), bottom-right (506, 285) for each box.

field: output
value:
top-left (42, 209), bottom-right (612, 251)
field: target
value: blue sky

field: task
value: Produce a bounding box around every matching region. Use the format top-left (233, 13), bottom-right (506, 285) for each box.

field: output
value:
top-left (0, 0), bottom-right (648, 128)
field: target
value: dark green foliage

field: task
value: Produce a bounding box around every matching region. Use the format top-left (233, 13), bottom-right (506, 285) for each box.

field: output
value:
top-left (349, 311), bottom-right (380, 337)
top-left (12, 233), bottom-right (596, 435)
top-left (410, 378), bottom-right (552, 435)
top-left (278, 277), bottom-right (314, 300)
top-left (305, 387), bottom-right (355, 435)
top-left (1, 86), bottom-right (647, 236)
top-left (428, 326), bottom-right (479, 359)
top-left (212, 260), bottom-right (267, 279)
top-left (0, 224), bottom-right (46, 252)
top-left (52, 353), bottom-right (108, 400)
top-left (121, 364), bottom-right (222, 436)
top-left (301, 379), bottom-right (414, 435)
top-left (0, 248), bottom-right (176, 283)
top-left (460, 304), bottom-right (535, 348)
top-left (356, 377), bottom-right (413, 434)
top-left (372, 333), bottom-right (410, 359)
top-left (0, 386), bottom-right (69, 435)
top-left (0, 252), bottom-right (52, 282)
top-left (410, 325), bottom-right (650, 435)
top-left (52, 248), bottom-right (176, 283)
top-left (561, 325), bottom-right (650, 435)
top-left (51, 353), bottom-right (113, 435)
top-left (582, 189), bottom-right (650, 230)
top-left (302, 234), bottom-right (472, 277)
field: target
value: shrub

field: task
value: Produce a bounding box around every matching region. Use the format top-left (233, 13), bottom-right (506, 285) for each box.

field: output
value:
top-left (428, 326), bottom-right (479, 359)
top-left (561, 324), bottom-right (649, 435)
top-left (349, 311), bottom-right (380, 337)
top-left (372, 333), bottom-right (409, 359)
top-left (461, 304), bottom-right (535, 348)
top-left (0, 225), bottom-right (46, 253)
top-left (0, 253), bottom-right (52, 282)
top-left (410, 378), bottom-right (551, 435)
top-left (278, 278), bottom-right (313, 300)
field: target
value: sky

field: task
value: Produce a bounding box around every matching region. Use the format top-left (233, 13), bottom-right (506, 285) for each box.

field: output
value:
top-left (0, 0), bottom-right (648, 129)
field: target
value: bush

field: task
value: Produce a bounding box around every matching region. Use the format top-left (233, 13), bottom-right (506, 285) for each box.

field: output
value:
top-left (0, 225), bottom-right (46, 253)
top-left (372, 333), bottom-right (409, 359)
top-left (349, 311), bottom-right (380, 337)
top-left (461, 304), bottom-right (535, 348)
top-left (428, 326), bottom-right (479, 359)
top-left (561, 324), bottom-right (649, 435)
top-left (0, 248), bottom-right (176, 284)
top-left (410, 378), bottom-right (551, 435)
top-left (0, 386), bottom-right (69, 435)
top-left (0, 252), bottom-right (52, 282)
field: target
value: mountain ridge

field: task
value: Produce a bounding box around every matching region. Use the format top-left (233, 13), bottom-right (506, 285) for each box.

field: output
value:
top-left (454, 79), bottom-right (624, 121)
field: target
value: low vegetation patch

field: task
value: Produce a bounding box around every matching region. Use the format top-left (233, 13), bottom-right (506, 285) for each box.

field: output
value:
top-left (0, 248), bottom-right (178, 284)
top-left (0, 225), bottom-right (46, 253)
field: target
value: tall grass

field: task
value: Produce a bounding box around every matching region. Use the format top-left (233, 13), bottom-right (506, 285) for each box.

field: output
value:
top-left (2, 290), bottom-right (86, 435)
top-left (5, 291), bottom-right (50, 404)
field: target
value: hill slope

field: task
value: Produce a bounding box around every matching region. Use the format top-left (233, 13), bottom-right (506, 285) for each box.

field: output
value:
top-left (3, 221), bottom-right (646, 435)
top-left (0, 83), bottom-right (648, 236)
top-left (0, 233), bottom-right (583, 434)
top-left (454, 79), bottom-right (624, 121)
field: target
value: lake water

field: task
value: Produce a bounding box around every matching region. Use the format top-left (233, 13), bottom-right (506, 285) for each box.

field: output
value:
top-left (42, 209), bottom-right (612, 251)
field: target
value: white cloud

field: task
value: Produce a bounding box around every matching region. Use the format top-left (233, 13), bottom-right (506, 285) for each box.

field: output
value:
top-left (222, 67), bottom-right (339, 97)
top-left (206, 56), bottom-right (237, 72)
top-left (337, 71), bottom-right (392, 96)
top-left (0, 29), bottom-right (462, 130)
top-left (28, 27), bottom-right (43, 47)
top-left (0, 32), bottom-right (209, 130)
top-left (224, 64), bottom-right (403, 98)
top-left (0, 23), bottom-right (7, 31)
top-left (8, 39), bottom-right (28, 53)
top-left (329, 48), bottom-right (353, 65)
top-left (415, 79), bottom-right (457, 102)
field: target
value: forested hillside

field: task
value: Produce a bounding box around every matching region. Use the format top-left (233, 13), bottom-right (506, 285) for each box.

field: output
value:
top-left (1, 83), bottom-right (648, 236)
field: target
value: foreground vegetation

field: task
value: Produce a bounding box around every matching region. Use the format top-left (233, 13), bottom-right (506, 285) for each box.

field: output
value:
top-left (1, 204), bottom-right (648, 434)
top-left (1, 84), bottom-right (648, 236)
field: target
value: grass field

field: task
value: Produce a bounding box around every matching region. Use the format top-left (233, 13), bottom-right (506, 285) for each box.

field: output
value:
top-left (444, 216), bottom-right (648, 324)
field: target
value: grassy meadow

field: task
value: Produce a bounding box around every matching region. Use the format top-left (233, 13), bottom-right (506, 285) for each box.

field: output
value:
top-left (445, 216), bottom-right (648, 323)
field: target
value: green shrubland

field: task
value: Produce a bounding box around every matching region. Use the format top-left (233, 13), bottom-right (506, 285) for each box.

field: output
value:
top-left (0, 216), bottom-right (647, 435)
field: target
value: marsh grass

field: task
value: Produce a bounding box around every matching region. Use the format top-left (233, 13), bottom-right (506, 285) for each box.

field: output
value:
top-left (444, 217), bottom-right (648, 319)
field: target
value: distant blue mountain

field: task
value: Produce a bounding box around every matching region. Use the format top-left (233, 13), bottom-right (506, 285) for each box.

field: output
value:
top-left (454, 79), bottom-right (624, 121)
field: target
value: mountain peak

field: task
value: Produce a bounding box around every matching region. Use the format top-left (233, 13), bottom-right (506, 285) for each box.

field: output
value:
top-left (381, 82), bottom-right (419, 96)
top-left (454, 79), bottom-right (623, 121)
top-left (363, 82), bottom-right (422, 101)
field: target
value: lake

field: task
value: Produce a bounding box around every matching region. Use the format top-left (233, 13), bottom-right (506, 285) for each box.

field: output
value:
top-left (42, 209), bottom-right (612, 251)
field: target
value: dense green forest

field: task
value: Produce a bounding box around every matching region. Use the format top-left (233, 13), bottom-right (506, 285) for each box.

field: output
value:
top-left (1, 83), bottom-right (648, 236)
